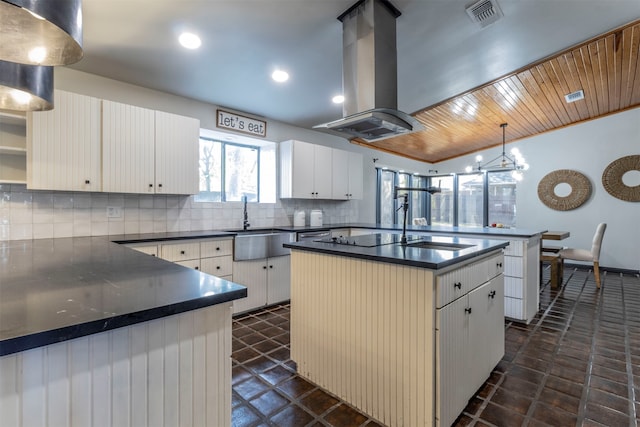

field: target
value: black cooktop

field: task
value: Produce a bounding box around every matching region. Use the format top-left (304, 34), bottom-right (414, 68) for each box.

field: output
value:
top-left (314, 233), bottom-right (422, 247)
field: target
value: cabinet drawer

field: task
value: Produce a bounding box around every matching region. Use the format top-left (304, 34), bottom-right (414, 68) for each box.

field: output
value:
top-left (129, 244), bottom-right (159, 257)
top-left (161, 242), bottom-right (200, 262)
top-left (504, 296), bottom-right (524, 319)
top-left (436, 252), bottom-right (504, 308)
top-left (175, 259), bottom-right (200, 270)
top-left (504, 255), bottom-right (523, 278)
top-left (201, 239), bottom-right (233, 258)
top-left (201, 255), bottom-right (233, 277)
top-left (504, 276), bottom-right (524, 298)
top-left (504, 240), bottom-right (525, 256)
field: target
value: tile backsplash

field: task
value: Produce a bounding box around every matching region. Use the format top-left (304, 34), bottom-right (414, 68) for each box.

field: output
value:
top-left (0, 184), bottom-right (360, 240)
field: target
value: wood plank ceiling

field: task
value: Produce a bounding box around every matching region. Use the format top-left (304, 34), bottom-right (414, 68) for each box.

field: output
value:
top-left (354, 19), bottom-right (640, 164)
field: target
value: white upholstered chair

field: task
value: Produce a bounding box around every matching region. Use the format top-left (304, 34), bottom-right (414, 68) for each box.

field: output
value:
top-left (559, 223), bottom-right (607, 288)
top-left (413, 217), bottom-right (427, 226)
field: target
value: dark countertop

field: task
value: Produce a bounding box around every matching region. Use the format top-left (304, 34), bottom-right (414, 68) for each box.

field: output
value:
top-left (284, 233), bottom-right (510, 270)
top-left (107, 224), bottom-right (543, 241)
top-left (0, 223), bottom-right (543, 356)
top-left (334, 223), bottom-right (546, 239)
top-left (212, 223), bottom-right (545, 239)
top-left (0, 237), bottom-right (247, 356)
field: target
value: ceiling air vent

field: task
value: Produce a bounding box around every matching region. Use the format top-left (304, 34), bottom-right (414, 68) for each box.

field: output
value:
top-left (466, 0), bottom-right (503, 28)
top-left (564, 90), bottom-right (585, 103)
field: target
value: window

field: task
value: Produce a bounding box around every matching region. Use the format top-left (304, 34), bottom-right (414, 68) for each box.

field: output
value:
top-left (375, 168), bottom-right (519, 227)
top-left (377, 169), bottom-right (396, 225)
top-left (457, 173), bottom-right (484, 227)
top-left (376, 169), bottom-right (430, 225)
top-left (488, 171), bottom-right (517, 227)
top-left (195, 132), bottom-right (276, 203)
top-left (429, 175), bottom-right (454, 226)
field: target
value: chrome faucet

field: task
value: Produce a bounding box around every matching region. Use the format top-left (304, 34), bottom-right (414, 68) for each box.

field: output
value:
top-left (242, 195), bottom-right (250, 230)
top-left (394, 182), bottom-right (441, 245)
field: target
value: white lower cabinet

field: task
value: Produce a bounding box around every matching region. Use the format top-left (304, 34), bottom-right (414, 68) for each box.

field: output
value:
top-left (436, 258), bottom-right (504, 427)
top-left (232, 255), bottom-right (290, 314)
top-left (126, 238), bottom-right (233, 279)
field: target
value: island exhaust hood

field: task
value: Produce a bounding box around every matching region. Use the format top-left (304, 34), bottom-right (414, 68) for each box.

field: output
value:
top-left (314, 0), bottom-right (423, 142)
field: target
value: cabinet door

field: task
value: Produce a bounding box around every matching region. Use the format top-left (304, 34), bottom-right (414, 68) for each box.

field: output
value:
top-left (155, 111), bottom-right (200, 195)
top-left (436, 296), bottom-right (470, 427)
top-left (331, 149), bottom-right (349, 200)
top-left (468, 276), bottom-right (504, 394)
top-left (266, 255), bottom-right (291, 304)
top-left (201, 255), bottom-right (233, 277)
top-left (347, 151), bottom-right (363, 199)
top-left (312, 144), bottom-right (332, 198)
top-left (232, 259), bottom-right (268, 313)
top-left (27, 90), bottom-right (101, 191)
top-left (290, 140), bottom-right (315, 198)
top-left (102, 100), bottom-right (155, 193)
top-left (128, 244), bottom-right (159, 257)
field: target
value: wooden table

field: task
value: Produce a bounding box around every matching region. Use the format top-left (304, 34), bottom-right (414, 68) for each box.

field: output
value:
top-left (541, 231), bottom-right (570, 288)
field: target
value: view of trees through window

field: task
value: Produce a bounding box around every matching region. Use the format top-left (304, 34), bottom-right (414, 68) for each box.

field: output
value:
top-left (376, 168), bottom-right (518, 227)
top-left (196, 137), bottom-right (259, 202)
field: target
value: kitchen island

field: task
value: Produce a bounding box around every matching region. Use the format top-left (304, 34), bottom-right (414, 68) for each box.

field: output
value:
top-left (0, 237), bottom-right (246, 427)
top-left (284, 233), bottom-right (509, 427)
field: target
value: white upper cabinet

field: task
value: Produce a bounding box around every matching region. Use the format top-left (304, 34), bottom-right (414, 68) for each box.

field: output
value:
top-left (280, 139), bottom-right (361, 200)
top-left (102, 100), bottom-right (155, 194)
top-left (27, 90), bottom-right (101, 191)
top-left (332, 150), bottom-right (363, 200)
top-left (155, 110), bottom-right (199, 195)
top-left (280, 139), bottom-right (332, 199)
top-left (102, 101), bottom-right (200, 195)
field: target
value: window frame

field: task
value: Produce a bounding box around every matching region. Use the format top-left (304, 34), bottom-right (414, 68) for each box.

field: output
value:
top-left (196, 136), bottom-right (261, 203)
top-left (375, 168), bottom-right (519, 228)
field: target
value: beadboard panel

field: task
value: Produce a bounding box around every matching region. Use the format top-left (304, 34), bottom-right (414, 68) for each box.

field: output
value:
top-left (0, 303), bottom-right (232, 427)
top-left (155, 111), bottom-right (200, 195)
top-left (102, 100), bottom-right (155, 194)
top-left (290, 251), bottom-right (435, 427)
top-left (27, 90), bottom-right (102, 191)
top-left (504, 255), bottom-right (524, 277)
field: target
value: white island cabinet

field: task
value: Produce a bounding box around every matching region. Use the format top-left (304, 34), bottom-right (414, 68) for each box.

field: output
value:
top-left (289, 245), bottom-right (505, 427)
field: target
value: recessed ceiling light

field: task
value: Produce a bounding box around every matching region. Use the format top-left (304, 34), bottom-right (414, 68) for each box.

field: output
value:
top-left (179, 32), bottom-right (201, 49)
top-left (271, 69), bottom-right (289, 83)
top-left (332, 95), bottom-right (345, 104)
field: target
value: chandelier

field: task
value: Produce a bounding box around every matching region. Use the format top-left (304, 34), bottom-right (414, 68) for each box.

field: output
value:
top-left (465, 123), bottom-right (528, 181)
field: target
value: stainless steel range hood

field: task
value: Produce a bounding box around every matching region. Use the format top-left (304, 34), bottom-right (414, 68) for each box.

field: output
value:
top-left (314, 0), bottom-right (423, 142)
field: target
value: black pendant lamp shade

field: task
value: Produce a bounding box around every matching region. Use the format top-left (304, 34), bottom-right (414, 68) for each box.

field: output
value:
top-left (0, 60), bottom-right (53, 111)
top-left (0, 0), bottom-right (83, 66)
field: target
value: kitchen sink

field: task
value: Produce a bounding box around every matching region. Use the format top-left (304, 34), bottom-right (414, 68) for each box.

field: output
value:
top-left (405, 241), bottom-right (475, 251)
top-left (228, 228), bottom-right (278, 234)
top-left (234, 231), bottom-right (296, 260)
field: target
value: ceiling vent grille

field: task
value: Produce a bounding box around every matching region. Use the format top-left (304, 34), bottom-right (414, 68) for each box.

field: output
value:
top-left (466, 0), bottom-right (503, 28)
top-left (564, 90), bottom-right (585, 103)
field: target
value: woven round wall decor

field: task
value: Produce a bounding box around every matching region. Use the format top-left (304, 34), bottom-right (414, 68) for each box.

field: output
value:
top-left (602, 155), bottom-right (640, 202)
top-left (537, 169), bottom-right (592, 211)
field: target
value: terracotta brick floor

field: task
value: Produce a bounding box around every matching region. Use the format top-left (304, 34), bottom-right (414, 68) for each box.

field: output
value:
top-left (231, 266), bottom-right (640, 426)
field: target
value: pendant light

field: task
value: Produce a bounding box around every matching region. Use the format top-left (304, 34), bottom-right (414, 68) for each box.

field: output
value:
top-left (0, 60), bottom-right (53, 111)
top-left (465, 123), bottom-right (529, 180)
top-left (0, 0), bottom-right (82, 111)
top-left (0, 0), bottom-right (83, 66)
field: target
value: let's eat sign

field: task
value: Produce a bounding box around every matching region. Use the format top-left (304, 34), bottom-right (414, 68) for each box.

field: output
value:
top-left (217, 109), bottom-right (267, 137)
